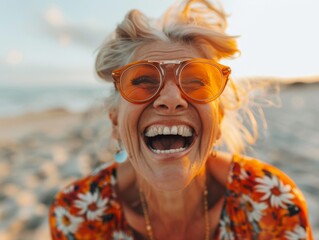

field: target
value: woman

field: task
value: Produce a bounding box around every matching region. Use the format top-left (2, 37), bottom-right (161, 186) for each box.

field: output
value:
top-left (49, 0), bottom-right (313, 239)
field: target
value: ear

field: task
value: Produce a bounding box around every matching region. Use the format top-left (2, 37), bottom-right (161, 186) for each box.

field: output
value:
top-left (109, 106), bottom-right (120, 140)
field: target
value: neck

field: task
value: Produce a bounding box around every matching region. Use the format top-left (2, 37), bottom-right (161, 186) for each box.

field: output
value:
top-left (137, 172), bottom-right (207, 234)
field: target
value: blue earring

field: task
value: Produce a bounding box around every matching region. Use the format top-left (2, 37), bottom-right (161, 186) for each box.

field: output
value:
top-left (114, 149), bottom-right (128, 163)
top-left (113, 139), bottom-right (128, 163)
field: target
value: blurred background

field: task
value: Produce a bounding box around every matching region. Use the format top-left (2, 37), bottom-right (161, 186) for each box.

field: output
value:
top-left (0, 0), bottom-right (318, 239)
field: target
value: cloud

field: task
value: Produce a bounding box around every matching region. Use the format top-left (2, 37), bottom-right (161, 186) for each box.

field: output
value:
top-left (42, 5), bottom-right (73, 47)
top-left (58, 33), bottom-right (72, 47)
top-left (41, 5), bottom-right (107, 49)
top-left (5, 49), bottom-right (24, 65)
top-left (44, 5), bottom-right (66, 28)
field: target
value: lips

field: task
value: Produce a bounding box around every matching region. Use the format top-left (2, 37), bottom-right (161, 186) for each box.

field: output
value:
top-left (144, 125), bottom-right (195, 154)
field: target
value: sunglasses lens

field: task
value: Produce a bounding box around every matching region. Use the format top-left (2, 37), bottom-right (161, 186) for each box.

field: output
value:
top-left (120, 64), bottom-right (161, 102)
top-left (116, 60), bottom-right (228, 103)
top-left (179, 62), bottom-right (224, 102)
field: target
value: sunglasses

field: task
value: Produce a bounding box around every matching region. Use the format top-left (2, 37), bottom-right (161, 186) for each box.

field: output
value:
top-left (112, 58), bottom-right (231, 104)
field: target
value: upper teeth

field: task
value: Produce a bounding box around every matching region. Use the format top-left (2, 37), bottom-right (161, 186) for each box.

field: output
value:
top-left (145, 125), bottom-right (193, 137)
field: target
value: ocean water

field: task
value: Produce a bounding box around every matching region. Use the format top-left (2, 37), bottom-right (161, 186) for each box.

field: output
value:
top-left (0, 85), bottom-right (112, 117)
top-left (249, 82), bottom-right (319, 161)
top-left (249, 83), bottom-right (319, 231)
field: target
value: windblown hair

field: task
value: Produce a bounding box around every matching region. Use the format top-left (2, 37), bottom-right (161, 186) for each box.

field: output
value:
top-left (95, 0), bottom-right (273, 154)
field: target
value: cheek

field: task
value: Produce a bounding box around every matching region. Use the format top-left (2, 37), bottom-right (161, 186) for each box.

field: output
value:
top-left (200, 103), bottom-right (220, 148)
top-left (117, 104), bottom-right (136, 138)
top-left (116, 101), bottom-right (146, 150)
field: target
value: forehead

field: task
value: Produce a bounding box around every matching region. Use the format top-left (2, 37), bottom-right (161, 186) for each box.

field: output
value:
top-left (131, 41), bottom-right (204, 62)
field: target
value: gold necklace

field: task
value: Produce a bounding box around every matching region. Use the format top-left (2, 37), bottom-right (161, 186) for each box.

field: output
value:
top-left (139, 185), bottom-right (210, 240)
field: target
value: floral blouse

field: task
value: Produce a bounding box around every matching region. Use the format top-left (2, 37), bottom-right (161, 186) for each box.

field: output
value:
top-left (49, 155), bottom-right (313, 239)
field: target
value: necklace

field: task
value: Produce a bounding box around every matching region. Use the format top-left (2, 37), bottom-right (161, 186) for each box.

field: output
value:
top-left (139, 185), bottom-right (210, 240)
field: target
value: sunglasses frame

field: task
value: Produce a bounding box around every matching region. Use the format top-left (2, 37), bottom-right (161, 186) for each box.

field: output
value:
top-left (112, 58), bottom-right (231, 104)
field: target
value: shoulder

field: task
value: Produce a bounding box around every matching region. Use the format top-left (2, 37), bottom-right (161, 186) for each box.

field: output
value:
top-left (49, 162), bottom-right (132, 239)
top-left (223, 154), bottom-right (313, 239)
top-left (227, 154), bottom-right (305, 198)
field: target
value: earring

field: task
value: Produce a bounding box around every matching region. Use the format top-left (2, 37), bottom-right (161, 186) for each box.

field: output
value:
top-left (211, 150), bottom-right (217, 158)
top-left (211, 144), bottom-right (217, 158)
top-left (114, 141), bottom-right (128, 163)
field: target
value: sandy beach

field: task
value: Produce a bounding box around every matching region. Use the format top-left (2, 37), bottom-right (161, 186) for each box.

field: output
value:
top-left (0, 83), bottom-right (318, 239)
top-left (0, 107), bottom-right (114, 240)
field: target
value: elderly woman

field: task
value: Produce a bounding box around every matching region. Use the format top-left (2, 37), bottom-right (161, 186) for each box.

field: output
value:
top-left (49, 0), bottom-right (313, 239)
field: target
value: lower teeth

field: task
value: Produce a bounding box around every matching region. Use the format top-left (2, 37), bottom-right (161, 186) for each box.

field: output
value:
top-left (151, 147), bottom-right (186, 154)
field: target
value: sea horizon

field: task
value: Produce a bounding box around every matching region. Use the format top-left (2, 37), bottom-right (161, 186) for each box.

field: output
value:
top-left (0, 77), bottom-right (318, 118)
top-left (0, 84), bottom-right (113, 118)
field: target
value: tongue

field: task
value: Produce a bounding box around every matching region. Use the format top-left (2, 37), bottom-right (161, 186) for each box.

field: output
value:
top-left (150, 135), bottom-right (186, 150)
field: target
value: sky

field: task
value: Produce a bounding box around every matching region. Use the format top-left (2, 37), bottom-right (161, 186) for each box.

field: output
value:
top-left (0, 0), bottom-right (318, 86)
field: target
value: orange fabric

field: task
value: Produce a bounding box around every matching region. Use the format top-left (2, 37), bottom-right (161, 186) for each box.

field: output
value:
top-left (49, 155), bottom-right (313, 239)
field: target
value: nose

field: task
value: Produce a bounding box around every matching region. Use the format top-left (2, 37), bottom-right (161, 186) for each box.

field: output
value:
top-left (153, 78), bottom-right (188, 113)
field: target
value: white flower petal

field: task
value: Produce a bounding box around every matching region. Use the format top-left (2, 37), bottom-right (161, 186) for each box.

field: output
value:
top-left (98, 198), bottom-right (108, 208)
top-left (285, 226), bottom-right (307, 239)
top-left (54, 206), bottom-right (83, 234)
top-left (92, 192), bottom-right (98, 202)
top-left (78, 193), bottom-right (89, 201)
top-left (74, 191), bottom-right (108, 221)
top-left (260, 191), bottom-right (271, 201)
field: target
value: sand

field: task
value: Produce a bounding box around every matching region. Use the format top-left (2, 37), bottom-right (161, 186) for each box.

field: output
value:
top-left (0, 109), bottom-right (82, 141)
top-left (0, 107), bottom-right (113, 240)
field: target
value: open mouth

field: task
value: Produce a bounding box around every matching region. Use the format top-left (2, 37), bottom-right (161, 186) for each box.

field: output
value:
top-left (144, 125), bottom-right (195, 154)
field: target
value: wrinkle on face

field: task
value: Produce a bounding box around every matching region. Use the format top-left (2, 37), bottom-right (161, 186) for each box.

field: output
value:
top-left (131, 41), bottom-right (203, 61)
top-left (115, 40), bottom-right (221, 190)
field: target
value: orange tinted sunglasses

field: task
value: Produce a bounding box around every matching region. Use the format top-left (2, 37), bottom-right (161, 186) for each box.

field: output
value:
top-left (112, 58), bottom-right (231, 104)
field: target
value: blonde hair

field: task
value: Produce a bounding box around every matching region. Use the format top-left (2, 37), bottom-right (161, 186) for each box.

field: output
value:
top-left (95, 0), bottom-right (275, 154)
